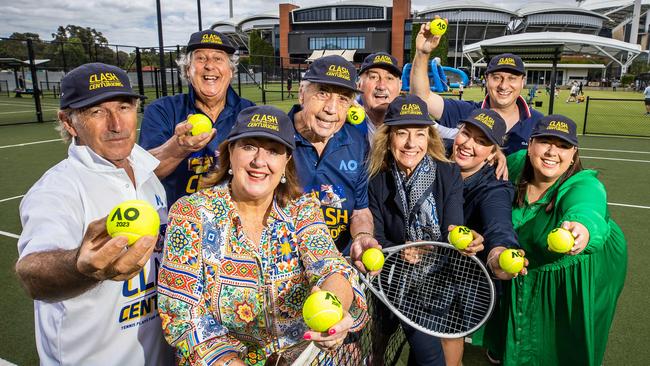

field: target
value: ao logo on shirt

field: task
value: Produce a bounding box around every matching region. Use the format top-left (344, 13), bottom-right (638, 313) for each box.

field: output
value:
top-left (339, 160), bottom-right (357, 171)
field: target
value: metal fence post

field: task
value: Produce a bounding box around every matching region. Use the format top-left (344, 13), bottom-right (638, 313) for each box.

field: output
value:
top-left (27, 39), bottom-right (43, 123)
top-left (261, 60), bottom-right (266, 104)
top-left (582, 96), bottom-right (590, 135)
top-left (135, 47), bottom-right (145, 111)
top-left (169, 51), bottom-right (175, 95)
top-left (176, 45), bottom-right (183, 94)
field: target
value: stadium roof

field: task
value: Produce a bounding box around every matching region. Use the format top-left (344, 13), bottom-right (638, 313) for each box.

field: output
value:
top-left (417, 1), bottom-right (518, 16)
top-left (294, 0), bottom-right (391, 11)
top-left (463, 32), bottom-right (643, 73)
top-left (517, 3), bottom-right (608, 19)
top-left (582, 0), bottom-right (650, 28)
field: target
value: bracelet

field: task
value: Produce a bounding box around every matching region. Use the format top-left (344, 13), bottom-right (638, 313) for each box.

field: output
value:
top-left (352, 231), bottom-right (373, 242)
top-left (222, 357), bottom-right (236, 366)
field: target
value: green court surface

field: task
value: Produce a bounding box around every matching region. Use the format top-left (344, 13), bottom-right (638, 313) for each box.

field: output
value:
top-left (0, 90), bottom-right (648, 365)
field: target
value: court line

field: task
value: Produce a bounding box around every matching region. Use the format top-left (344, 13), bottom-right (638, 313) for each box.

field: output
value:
top-left (0, 108), bottom-right (59, 115)
top-left (0, 195), bottom-right (24, 203)
top-left (581, 156), bottom-right (650, 163)
top-left (0, 230), bottom-right (19, 239)
top-left (581, 147), bottom-right (650, 154)
top-left (0, 358), bottom-right (19, 366)
top-left (0, 139), bottom-right (61, 149)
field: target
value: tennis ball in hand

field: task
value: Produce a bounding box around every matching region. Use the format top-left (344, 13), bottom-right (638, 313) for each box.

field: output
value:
top-left (362, 248), bottom-right (385, 271)
top-left (547, 228), bottom-right (575, 253)
top-left (106, 200), bottom-right (160, 246)
top-left (346, 105), bottom-right (365, 125)
top-left (448, 226), bottom-right (473, 250)
top-left (303, 291), bottom-right (343, 332)
top-left (188, 113), bottom-right (212, 136)
top-left (499, 249), bottom-right (525, 274)
top-left (429, 19), bottom-right (448, 36)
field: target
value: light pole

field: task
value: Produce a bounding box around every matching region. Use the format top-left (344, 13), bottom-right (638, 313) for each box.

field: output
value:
top-left (197, 0), bottom-right (202, 30)
top-left (454, 11), bottom-right (461, 68)
top-left (156, 0), bottom-right (168, 96)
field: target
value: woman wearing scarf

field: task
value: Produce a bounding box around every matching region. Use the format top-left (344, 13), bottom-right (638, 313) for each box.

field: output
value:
top-left (360, 95), bottom-right (483, 366)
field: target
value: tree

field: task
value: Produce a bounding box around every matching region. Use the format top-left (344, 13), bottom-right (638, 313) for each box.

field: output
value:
top-left (0, 32), bottom-right (45, 60)
top-left (249, 30), bottom-right (274, 70)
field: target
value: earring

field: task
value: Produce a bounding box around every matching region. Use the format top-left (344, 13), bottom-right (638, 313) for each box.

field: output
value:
top-left (280, 174), bottom-right (287, 184)
top-left (227, 168), bottom-right (233, 175)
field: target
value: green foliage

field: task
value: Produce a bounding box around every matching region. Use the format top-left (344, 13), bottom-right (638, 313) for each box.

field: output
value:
top-left (620, 74), bottom-right (635, 85)
top-left (249, 30), bottom-right (274, 69)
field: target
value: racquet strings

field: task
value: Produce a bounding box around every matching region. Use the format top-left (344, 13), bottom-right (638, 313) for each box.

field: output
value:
top-left (377, 244), bottom-right (493, 335)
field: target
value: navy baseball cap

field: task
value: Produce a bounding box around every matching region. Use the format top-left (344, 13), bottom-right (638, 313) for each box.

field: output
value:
top-left (187, 30), bottom-right (236, 54)
top-left (60, 63), bottom-right (144, 109)
top-left (303, 55), bottom-right (361, 93)
top-left (384, 95), bottom-right (433, 126)
top-left (228, 106), bottom-right (296, 151)
top-left (486, 53), bottom-right (525, 75)
top-left (359, 52), bottom-right (402, 77)
top-left (459, 109), bottom-right (507, 146)
top-left (530, 115), bottom-right (579, 146)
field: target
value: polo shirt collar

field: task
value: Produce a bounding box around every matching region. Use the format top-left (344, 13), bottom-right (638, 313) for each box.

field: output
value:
top-left (480, 95), bottom-right (531, 120)
top-left (68, 139), bottom-right (159, 180)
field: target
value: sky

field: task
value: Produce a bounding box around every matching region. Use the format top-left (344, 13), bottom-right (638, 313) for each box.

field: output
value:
top-left (0, 0), bottom-right (590, 47)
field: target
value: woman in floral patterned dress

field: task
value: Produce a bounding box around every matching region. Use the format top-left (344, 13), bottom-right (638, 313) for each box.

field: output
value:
top-left (157, 106), bottom-right (367, 366)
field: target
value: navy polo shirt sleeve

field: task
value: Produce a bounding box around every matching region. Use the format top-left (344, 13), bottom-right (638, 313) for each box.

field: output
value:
top-left (438, 99), bottom-right (482, 129)
top-left (477, 183), bottom-right (519, 253)
top-left (441, 163), bottom-right (464, 238)
top-left (139, 101), bottom-right (176, 149)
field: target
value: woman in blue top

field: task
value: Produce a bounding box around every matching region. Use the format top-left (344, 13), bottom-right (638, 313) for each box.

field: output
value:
top-left (353, 95), bottom-right (484, 366)
top-left (449, 108), bottom-right (528, 364)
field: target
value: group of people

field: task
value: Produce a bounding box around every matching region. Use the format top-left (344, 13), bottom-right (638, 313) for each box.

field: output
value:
top-left (15, 22), bottom-right (626, 366)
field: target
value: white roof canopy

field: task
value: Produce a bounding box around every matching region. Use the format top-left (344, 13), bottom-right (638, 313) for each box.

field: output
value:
top-left (463, 32), bottom-right (643, 74)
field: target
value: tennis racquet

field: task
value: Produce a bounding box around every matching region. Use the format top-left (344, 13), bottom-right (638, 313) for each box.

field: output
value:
top-left (355, 241), bottom-right (495, 338)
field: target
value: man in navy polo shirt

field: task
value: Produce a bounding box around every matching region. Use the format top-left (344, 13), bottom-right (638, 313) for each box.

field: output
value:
top-left (411, 22), bottom-right (543, 158)
top-left (139, 30), bottom-right (254, 206)
top-left (288, 55), bottom-right (377, 253)
top-left (354, 52), bottom-right (457, 145)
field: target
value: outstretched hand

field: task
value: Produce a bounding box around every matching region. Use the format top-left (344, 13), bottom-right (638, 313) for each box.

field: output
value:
top-left (415, 16), bottom-right (448, 56)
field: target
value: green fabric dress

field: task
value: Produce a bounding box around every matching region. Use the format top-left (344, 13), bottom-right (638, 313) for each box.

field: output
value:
top-left (486, 150), bottom-right (627, 366)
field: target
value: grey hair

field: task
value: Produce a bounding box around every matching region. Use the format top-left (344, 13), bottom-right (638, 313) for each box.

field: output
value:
top-left (176, 50), bottom-right (239, 83)
top-left (55, 98), bottom-right (141, 144)
top-left (299, 79), bottom-right (358, 99)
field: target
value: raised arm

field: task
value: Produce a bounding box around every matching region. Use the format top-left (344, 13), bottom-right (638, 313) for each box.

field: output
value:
top-left (411, 20), bottom-right (446, 120)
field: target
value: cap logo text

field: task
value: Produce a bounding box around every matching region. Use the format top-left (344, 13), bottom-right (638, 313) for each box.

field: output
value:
top-left (326, 65), bottom-right (351, 81)
top-left (88, 72), bottom-right (124, 90)
top-left (474, 113), bottom-right (494, 129)
top-left (497, 57), bottom-right (516, 67)
top-left (373, 55), bottom-right (393, 65)
top-left (547, 120), bottom-right (569, 134)
top-left (400, 103), bottom-right (423, 116)
top-left (201, 34), bottom-right (223, 44)
top-left (248, 113), bottom-right (279, 131)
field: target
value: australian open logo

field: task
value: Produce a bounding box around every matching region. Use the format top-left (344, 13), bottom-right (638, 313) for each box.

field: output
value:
top-left (88, 72), bottom-right (124, 90)
top-left (497, 57), bottom-right (516, 66)
top-left (547, 120), bottom-right (569, 134)
top-left (373, 55), bottom-right (393, 65)
top-left (326, 65), bottom-right (351, 81)
top-left (201, 33), bottom-right (222, 44)
top-left (247, 113), bottom-right (279, 131)
top-left (474, 113), bottom-right (495, 129)
top-left (400, 103), bottom-right (423, 116)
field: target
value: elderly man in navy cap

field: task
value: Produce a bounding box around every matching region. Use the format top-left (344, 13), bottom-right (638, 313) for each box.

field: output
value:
top-left (411, 22), bottom-right (543, 179)
top-left (16, 63), bottom-right (172, 365)
top-left (139, 30), bottom-right (254, 207)
top-left (288, 55), bottom-right (378, 254)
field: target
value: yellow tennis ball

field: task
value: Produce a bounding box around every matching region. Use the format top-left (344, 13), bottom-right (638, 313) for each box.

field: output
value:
top-left (302, 291), bottom-right (343, 332)
top-left (188, 113), bottom-right (212, 136)
top-left (499, 249), bottom-right (525, 274)
top-left (547, 228), bottom-right (575, 253)
top-left (346, 106), bottom-right (365, 125)
top-left (448, 226), bottom-right (473, 250)
top-left (362, 248), bottom-right (385, 271)
top-left (429, 19), bottom-right (448, 36)
top-left (106, 200), bottom-right (160, 246)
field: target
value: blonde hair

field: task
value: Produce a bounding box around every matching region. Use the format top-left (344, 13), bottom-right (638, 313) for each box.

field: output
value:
top-left (367, 124), bottom-right (449, 177)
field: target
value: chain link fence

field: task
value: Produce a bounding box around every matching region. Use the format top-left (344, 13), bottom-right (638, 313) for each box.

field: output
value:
top-left (583, 96), bottom-right (650, 138)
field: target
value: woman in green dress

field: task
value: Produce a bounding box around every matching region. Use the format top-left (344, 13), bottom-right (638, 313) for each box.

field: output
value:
top-left (493, 114), bottom-right (627, 365)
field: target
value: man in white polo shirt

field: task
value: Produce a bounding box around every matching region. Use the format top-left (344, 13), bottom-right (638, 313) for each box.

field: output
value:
top-left (15, 63), bottom-right (173, 365)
